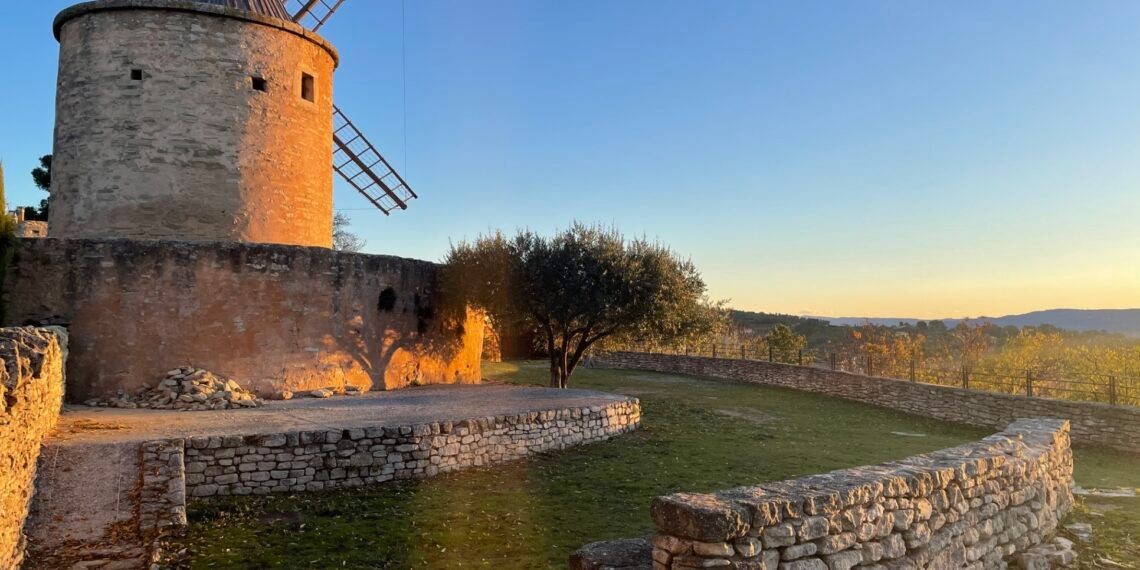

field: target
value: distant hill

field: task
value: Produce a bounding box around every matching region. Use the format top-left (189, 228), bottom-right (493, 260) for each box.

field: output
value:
top-left (825, 308), bottom-right (1140, 336)
top-left (728, 310), bottom-right (849, 346)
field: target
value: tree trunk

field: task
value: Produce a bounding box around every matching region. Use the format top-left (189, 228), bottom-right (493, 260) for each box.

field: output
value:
top-left (545, 325), bottom-right (559, 388)
top-left (549, 351), bottom-right (562, 388)
top-left (560, 345), bottom-right (570, 388)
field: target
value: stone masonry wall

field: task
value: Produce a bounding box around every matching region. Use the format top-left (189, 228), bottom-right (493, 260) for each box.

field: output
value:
top-left (139, 439), bottom-right (188, 540)
top-left (51, 1), bottom-right (337, 247)
top-left (182, 399), bottom-right (640, 497)
top-left (6, 239), bottom-right (484, 401)
top-left (0, 327), bottom-right (67, 569)
top-left (595, 352), bottom-right (1140, 453)
top-left (642, 419), bottom-right (1073, 570)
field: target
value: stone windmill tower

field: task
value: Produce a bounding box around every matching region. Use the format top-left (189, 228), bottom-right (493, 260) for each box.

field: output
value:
top-left (49, 0), bottom-right (415, 248)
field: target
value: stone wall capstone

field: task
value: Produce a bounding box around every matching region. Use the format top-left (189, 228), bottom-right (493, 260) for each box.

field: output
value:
top-left (0, 327), bottom-right (67, 569)
top-left (594, 352), bottom-right (1140, 453)
top-left (573, 419), bottom-right (1074, 570)
top-left (5, 239), bottom-right (484, 401)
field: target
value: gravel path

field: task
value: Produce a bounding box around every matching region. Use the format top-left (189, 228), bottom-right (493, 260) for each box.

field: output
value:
top-left (49, 383), bottom-right (630, 444)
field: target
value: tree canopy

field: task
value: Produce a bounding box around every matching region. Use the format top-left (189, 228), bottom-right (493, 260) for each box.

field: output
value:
top-left (332, 212), bottom-right (366, 252)
top-left (31, 155), bottom-right (51, 192)
top-left (442, 223), bottom-right (714, 388)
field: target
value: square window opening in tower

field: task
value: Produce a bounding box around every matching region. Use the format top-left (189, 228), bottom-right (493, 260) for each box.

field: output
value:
top-left (301, 72), bottom-right (315, 102)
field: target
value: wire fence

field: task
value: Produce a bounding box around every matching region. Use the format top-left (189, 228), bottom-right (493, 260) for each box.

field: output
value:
top-left (621, 342), bottom-right (1140, 408)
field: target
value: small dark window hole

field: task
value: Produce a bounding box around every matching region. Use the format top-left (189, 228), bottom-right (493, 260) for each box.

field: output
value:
top-left (301, 73), bottom-right (315, 102)
top-left (251, 76), bottom-right (268, 92)
top-left (130, 69), bottom-right (143, 81)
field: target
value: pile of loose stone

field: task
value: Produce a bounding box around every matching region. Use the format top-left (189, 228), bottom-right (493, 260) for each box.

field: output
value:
top-left (84, 367), bottom-right (264, 411)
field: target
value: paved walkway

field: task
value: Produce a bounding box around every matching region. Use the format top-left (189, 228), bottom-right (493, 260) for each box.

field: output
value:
top-left (49, 383), bottom-right (629, 444)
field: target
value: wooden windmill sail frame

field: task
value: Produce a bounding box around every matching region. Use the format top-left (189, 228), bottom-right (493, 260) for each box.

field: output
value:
top-left (284, 0), bottom-right (418, 215)
top-left (285, 0), bottom-right (346, 32)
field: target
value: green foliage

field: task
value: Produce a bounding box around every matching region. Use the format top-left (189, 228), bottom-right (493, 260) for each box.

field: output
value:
top-left (31, 154), bottom-right (51, 192)
top-left (730, 309), bottom-right (849, 347)
top-left (763, 324), bottom-right (807, 363)
top-left (17, 154), bottom-right (52, 221)
top-left (332, 212), bottom-right (365, 252)
top-left (0, 162), bottom-right (16, 324)
top-left (20, 199), bottom-right (49, 222)
top-left (0, 160), bottom-right (6, 213)
top-left (442, 223), bottom-right (711, 387)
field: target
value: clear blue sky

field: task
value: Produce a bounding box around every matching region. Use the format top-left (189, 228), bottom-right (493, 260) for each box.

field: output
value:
top-left (2, 1), bottom-right (1139, 318)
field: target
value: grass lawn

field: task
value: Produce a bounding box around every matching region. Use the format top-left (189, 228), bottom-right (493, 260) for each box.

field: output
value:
top-left (176, 360), bottom-right (1140, 569)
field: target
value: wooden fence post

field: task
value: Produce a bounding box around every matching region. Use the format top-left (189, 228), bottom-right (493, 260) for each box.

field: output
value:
top-left (798, 350), bottom-right (803, 366)
top-left (961, 365), bottom-right (969, 389)
top-left (909, 358), bottom-right (916, 382)
top-left (1108, 376), bottom-right (1117, 406)
top-left (712, 344), bottom-right (717, 358)
top-left (1025, 370), bottom-right (1033, 398)
top-left (769, 346), bottom-right (774, 363)
top-left (741, 345), bottom-right (746, 360)
top-left (867, 356), bottom-right (874, 377)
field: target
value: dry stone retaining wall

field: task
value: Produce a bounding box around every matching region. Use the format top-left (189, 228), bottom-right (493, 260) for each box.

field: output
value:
top-left (182, 399), bottom-right (640, 497)
top-left (139, 439), bottom-right (188, 539)
top-left (574, 419), bottom-right (1073, 570)
top-left (0, 327), bottom-right (67, 569)
top-left (595, 352), bottom-right (1140, 453)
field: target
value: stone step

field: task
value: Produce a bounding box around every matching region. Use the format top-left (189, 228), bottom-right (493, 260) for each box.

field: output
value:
top-left (23, 441), bottom-right (151, 569)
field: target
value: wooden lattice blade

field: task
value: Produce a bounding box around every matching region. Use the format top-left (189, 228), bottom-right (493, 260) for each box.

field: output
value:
top-left (332, 105), bottom-right (417, 215)
top-left (284, 0), bottom-right (346, 32)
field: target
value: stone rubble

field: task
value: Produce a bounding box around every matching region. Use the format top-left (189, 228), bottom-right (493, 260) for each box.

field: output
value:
top-left (84, 367), bottom-right (264, 411)
top-left (1015, 536), bottom-right (1077, 568)
top-left (309, 385), bottom-right (365, 399)
top-left (1061, 522), bottom-right (1093, 543)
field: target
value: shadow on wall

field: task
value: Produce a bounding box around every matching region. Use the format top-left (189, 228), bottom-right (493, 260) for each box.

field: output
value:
top-left (4, 239), bottom-right (484, 401)
top-left (318, 286), bottom-right (482, 393)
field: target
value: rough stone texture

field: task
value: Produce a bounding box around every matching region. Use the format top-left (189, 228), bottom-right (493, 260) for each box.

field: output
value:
top-left (6, 238), bottom-right (485, 401)
top-left (576, 419), bottom-right (1073, 570)
top-left (596, 352), bottom-right (1140, 453)
top-left (90, 366), bottom-right (266, 411)
top-left (139, 439), bottom-right (188, 538)
top-left (180, 399), bottom-right (640, 497)
top-left (15, 222), bottom-right (47, 238)
top-left (0, 327), bottom-right (67, 569)
top-left (569, 538), bottom-right (653, 570)
top-left (50, 1), bottom-right (337, 247)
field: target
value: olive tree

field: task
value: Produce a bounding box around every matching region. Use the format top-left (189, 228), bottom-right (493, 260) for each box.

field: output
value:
top-left (442, 224), bottom-right (711, 388)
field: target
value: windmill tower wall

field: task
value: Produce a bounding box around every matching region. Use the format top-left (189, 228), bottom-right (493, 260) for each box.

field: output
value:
top-left (49, 1), bottom-right (339, 248)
